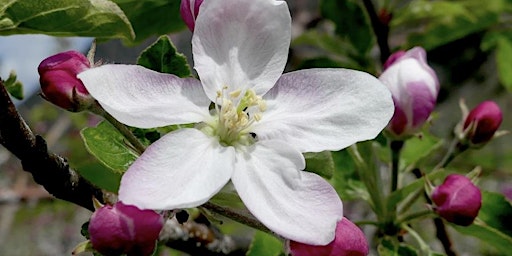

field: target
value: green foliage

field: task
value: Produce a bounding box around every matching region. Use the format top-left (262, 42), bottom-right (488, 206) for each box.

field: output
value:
top-left (113, 0), bottom-right (185, 44)
top-left (304, 151), bottom-right (334, 179)
top-left (452, 191), bottom-right (512, 254)
top-left (0, 0), bottom-right (135, 40)
top-left (393, 0), bottom-right (504, 50)
top-left (137, 35), bottom-right (192, 77)
top-left (246, 231), bottom-right (284, 256)
top-left (77, 162), bottom-right (122, 192)
top-left (495, 36), bottom-right (512, 90)
top-left (81, 121), bottom-right (138, 174)
top-left (320, 0), bottom-right (373, 55)
top-left (378, 237), bottom-right (418, 256)
top-left (2, 70), bottom-right (23, 100)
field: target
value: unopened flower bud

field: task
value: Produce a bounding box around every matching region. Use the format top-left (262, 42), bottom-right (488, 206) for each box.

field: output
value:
top-left (180, 0), bottom-right (203, 32)
top-left (431, 174), bottom-right (482, 226)
top-left (88, 202), bottom-right (164, 256)
top-left (462, 101), bottom-right (502, 146)
top-left (288, 218), bottom-right (369, 256)
top-left (38, 50), bottom-right (93, 112)
top-left (380, 47), bottom-right (439, 139)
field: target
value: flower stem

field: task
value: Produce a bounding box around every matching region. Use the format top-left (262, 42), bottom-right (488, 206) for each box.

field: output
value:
top-left (202, 202), bottom-right (272, 235)
top-left (398, 210), bottom-right (434, 224)
top-left (89, 102), bottom-right (146, 155)
top-left (390, 140), bottom-right (404, 192)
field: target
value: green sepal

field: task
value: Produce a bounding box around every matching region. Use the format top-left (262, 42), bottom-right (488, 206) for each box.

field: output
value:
top-left (304, 151), bottom-right (334, 179)
top-left (246, 231), bottom-right (284, 256)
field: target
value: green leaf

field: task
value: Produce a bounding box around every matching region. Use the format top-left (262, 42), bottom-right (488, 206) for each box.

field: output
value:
top-left (81, 121), bottom-right (138, 173)
top-left (495, 36), bottom-right (512, 90)
top-left (393, 0), bottom-right (503, 50)
top-left (320, 0), bottom-right (373, 55)
top-left (304, 151), bottom-right (334, 179)
top-left (113, 0), bottom-right (185, 44)
top-left (452, 191), bottom-right (512, 254)
top-left (246, 231), bottom-right (283, 256)
top-left (0, 0), bottom-right (135, 40)
top-left (378, 237), bottom-right (418, 256)
top-left (2, 70), bottom-right (23, 100)
top-left (400, 131), bottom-right (443, 168)
top-left (137, 35), bottom-right (191, 77)
top-left (77, 162), bottom-right (121, 192)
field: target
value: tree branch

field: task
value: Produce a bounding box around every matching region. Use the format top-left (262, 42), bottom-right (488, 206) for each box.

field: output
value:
top-left (0, 79), bottom-right (251, 255)
top-left (0, 80), bottom-right (103, 211)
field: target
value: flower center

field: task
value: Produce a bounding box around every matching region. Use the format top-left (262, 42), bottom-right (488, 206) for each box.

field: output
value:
top-left (203, 87), bottom-right (266, 146)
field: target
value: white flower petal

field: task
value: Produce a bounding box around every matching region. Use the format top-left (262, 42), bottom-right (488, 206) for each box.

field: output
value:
top-left (253, 69), bottom-right (394, 152)
top-left (231, 140), bottom-right (343, 245)
top-left (192, 0), bottom-right (290, 101)
top-left (78, 65), bottom-right (211, 128)
top-left (118, 128), bottom-right (235, 210)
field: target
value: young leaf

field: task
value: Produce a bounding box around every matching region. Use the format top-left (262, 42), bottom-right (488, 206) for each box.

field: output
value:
top-left (452, 191), bottom-right (512, 254)
top-left (2, 70), bottom-right (23, 100)
top-left (0, 0), bottom-right (135, 40)
top-left (81, 121), bottom-right (138, 173)
top-left (246, 231), bottom-right (283, 256)
top-left (137, 35), bottom-right (192, 77)
top-left (304, 151), bottom-right (334, 179)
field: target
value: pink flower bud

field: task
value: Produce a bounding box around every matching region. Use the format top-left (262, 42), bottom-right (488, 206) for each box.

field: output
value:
top-left (462, 101), bottom-right (502, 146)
top-left (38, 50), bottom-right (93, 112)
top-left (432, 174), bottom-right (482, 226)
top-left (88, 202), bottom-right (164, 256)
top-left (380, 47), bottom-right (439, 139)
top-left (289, 218), bottom-right (369, 256)
top-left (180, 0), bottom-right (203, 32)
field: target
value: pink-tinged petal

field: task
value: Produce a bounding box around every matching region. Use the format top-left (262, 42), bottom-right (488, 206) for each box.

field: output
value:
top-left (289, 218), bottom-right (369, 256)
top-left (192, 0), bottom-right (290, 101)
top-left (180, 0), bottom-right (203, 31)
top-left (119, 128), bottom-right (235, 210)
top-left (380, 47), bottom-right (439, 138)
top-left (78, 64), bottom-right (211, 128)
top-left (231, 140), bottom-right (343, 245)
top-left (253, 69), bottom-right (394, 153)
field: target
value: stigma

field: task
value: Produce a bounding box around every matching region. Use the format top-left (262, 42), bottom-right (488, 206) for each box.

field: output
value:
top-left (205, 87), bottom-right (266, 146)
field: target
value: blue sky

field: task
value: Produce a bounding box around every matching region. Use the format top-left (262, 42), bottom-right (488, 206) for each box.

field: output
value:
top-left (0, 35), bottom-right (92, 104)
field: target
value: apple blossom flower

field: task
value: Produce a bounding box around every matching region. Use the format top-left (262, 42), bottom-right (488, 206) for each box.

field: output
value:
top-left (380, 47), bottom-right (439, 139)
top-left (78, 0), bottom-right (394, 245)
top-left (288, 218), bottom-right (369, 256)
top-left (88, 201), bottom-right (164, 256)
top-left (462, 100), bottom-right (503, 146)
top-left (180, 0), bottom-right (203, 31)
top-left (431, 174), bottom-right (482, 226)
top-left (38, 50), bottom-right (93, 112)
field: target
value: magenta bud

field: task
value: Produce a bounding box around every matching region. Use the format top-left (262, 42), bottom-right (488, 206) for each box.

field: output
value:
top-left (379, 47), bottom-right (440, 139)
top-left (289, 218), bottom-right (369, 256)
top-left (38, 50), bottom-right (93, 112)
top-left (432, 174), bottom-right (482, 226)
top-left (88, 202), bottom-right (164, 256)
top-left (180, 0), bottom-right (204, 32)
top-left (462, 101), bottom-right (502, 146)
